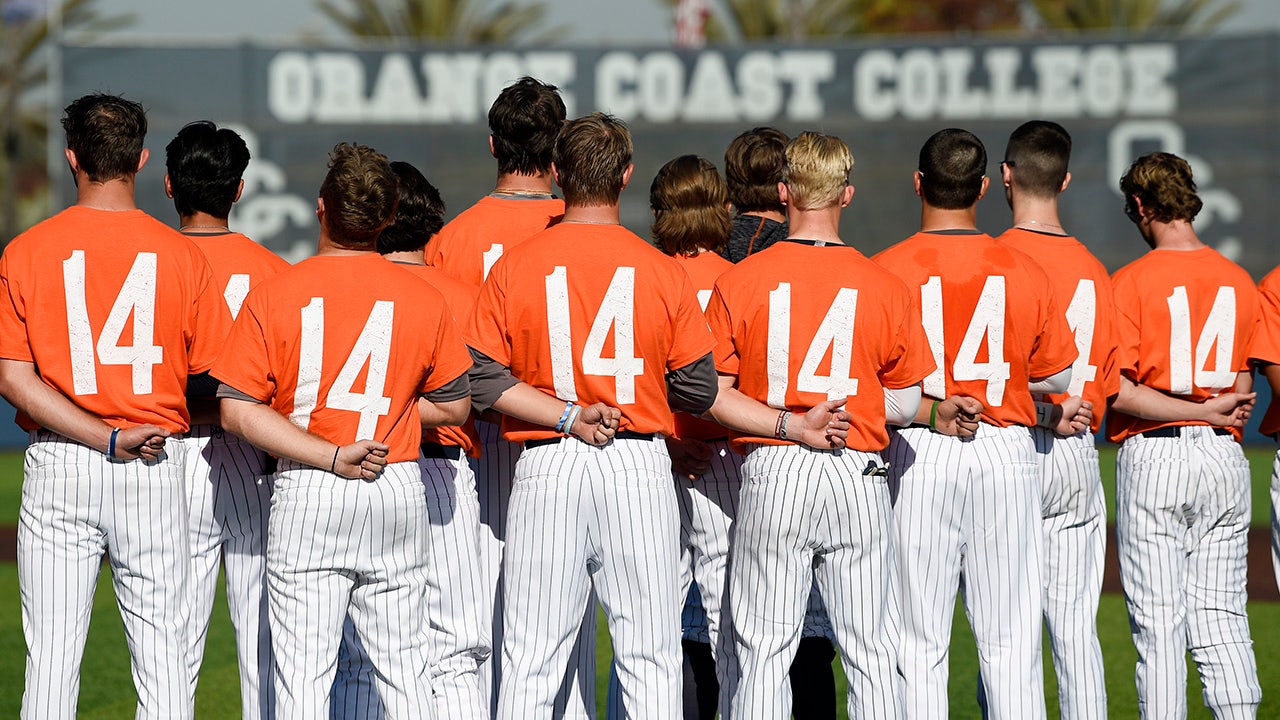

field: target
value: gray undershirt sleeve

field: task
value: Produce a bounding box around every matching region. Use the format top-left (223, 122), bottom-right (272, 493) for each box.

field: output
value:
top-left (468, 347), bottom-right (519, 415)
top-left (425, 372), bottom-right (471, 403)
top-left (667, 353), bottom-right (719, 415)
top-left (215, 383), bottom-right (266, 404)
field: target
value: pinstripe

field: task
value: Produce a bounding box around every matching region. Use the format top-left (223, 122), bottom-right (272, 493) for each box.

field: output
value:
top-left (268, 460), bottom-right (433, 720)
top-left (178, 424), bottom-right (274, 719)
top-left (1116, 428), bottom-right (1260, 719)
top-left (1271, 448), bottom-right (1280, 596)
top-left (498, 436), bottom-right (680, 720)
top-left (1032, 427), bottom-right (1107, 720)
top-left (18, 431), bottom-right (192, 720)
top-left (887, 424), bottom-right (1045, 720)
top-left (725, 443), bottom-right (903, 720)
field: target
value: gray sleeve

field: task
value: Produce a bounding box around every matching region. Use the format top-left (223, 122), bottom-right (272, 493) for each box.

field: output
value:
top-left (667, 353), bottom-right (718, 415)
top-left (215, 383), bottom-right (266, 404)
top-left (425, 372), bottom-right (471, 403)
top-left (468, 347), bottom-right (519, 414)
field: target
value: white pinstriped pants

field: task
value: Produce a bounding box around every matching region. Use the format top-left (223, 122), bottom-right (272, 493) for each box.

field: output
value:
top-left (18, 431), bottom-right (192, 720)
top-left (1032, 427), bottom-right (1107, 720)
top-left (177, 425), bottom-right (274, 719)
top-left (1271, 448), bottom-right (1280, 597)
top-left (725, 443), bottom-right (903, 720)
top-left (1116, 428), bottom-right (1260, 719)
top-left (330, 450), bottom-right (492, 720)
top-left (498, 435), bottom-right (681, 720)
top-left (887, 424), bottom-right (1045, 720)
top-left (268, 460), bottom-right (434, 720)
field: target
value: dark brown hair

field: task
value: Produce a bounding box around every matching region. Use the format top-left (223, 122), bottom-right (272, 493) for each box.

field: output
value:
top-left (1004, 120), bottom-right (1070, 199)
top-left (378, 161), bottom-right (445, 255)
top-left (489, 77), bottom-right (566, 176)
top-left (1120, 152), bottom-right (1202, 223)
top-left (553, 113), bottom-right (632, 207)
top-left (650, 155), bottom-right (731, 256)
top-left (318, 143), bottom-right (398, 250)
top-left (918, 128), bottom-right (987, 210)
top-left (724, 126), bottom-right (788, 214)
top-left (61, 93), bottom-right (147, 183)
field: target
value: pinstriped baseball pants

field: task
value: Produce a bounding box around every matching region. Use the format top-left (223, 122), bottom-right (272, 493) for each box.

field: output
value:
top-left (18, 431), bottom-right (192, 720)
top-left (1116, 428), bottom-right (1260, 719)
top-left (330, 450), bottom-right (492, 720)
top-left (1271, 448), bottom-right (1280, 597)
top-left (177, 425), bottom-right (274, 719)
top-left (268, 460), bottom-right (434, 720)
top-left (1032, 427), bottom-right (1107, 720)
top-left (887, 424), bottom-right (1045, 720)
top-left (724, 443), bottom-right (903, 720)
top-left (498, 435), bottom-right (681, 720)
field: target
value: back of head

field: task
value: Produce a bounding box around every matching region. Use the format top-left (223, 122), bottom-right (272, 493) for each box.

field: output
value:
top-left (318, 143), bottom-right (398, 250)
top-left (165, 121), bottom-right (251, 219)
top-left (1004, 120), bottom-right (1071, 199)
top-left (61, 93), bottom-right (147, 183)
top-left (1120, 152), bottom-right (1202, 224)
top-left (378, 161), bottom-right (446, 255)
top-left (649, 155), bottom-right (731, 256)
top-left (782, 131), bottom-right (854, 211)
top-left (489, 76), bottom-right (567, 176)
top-left (553, 113), bottom-right (632, 207)
top-left (918, 128), bottom-right (987, 210)
top-left (724, 126), bottom-right (788, 214)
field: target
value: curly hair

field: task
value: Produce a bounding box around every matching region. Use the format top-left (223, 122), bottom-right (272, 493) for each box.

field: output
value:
top-left (1120, 152), bottom-right (1202, 223)
top-left (650, 155), bottom-right (731, 256)
top-left (377, 161), bottom-right (446, 255)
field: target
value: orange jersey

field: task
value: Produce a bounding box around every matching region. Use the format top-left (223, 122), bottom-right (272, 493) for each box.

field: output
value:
top-left (466, 223), bottom-right (715, 442)
top-left (396, 261), bottom-right (483, 456)
top-left (187, 231), bottom-right (291, 324)
top-left (997, 229), bottom-right (1120, 432)
top-left (1251, 266), bottom-right (1280, 437)
top-left (873, 231), bottom-right (1077, 428)
top-left (0, 206), bottom-right (229, 433)
top-left (1107, 246), bottom-right (1260, 443)
top-left (707, 240), bottom-right (935, 451)
top-left (213, 253), bottom-right (473, 464)
top-left (670, 251), bottom-right (734, 442)
top-left (425, 195), bottom-right (564, 288)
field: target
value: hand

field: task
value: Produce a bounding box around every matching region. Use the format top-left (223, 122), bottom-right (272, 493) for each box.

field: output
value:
top-left (1199, 392), bottom-right (1256, 428)
top-left (667, 438), bottom-right (712, 480)
top-left (114, 425), bottom-right (170, 461)
top-left (334, 440), bottom-right (389, 480)
top-left (1049, 397), bottom-right (1093, 437)
top-left (570, 403), bottom-right (622, 447)
top-left (933, 395), bottom-right (984, 438)
top-left (792, 398), bottom-right (852, 450)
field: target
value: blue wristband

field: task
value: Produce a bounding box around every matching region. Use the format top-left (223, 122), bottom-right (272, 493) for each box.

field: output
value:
top-left (107, 427), bottom-right (120, 459)
top-left (554, 402), bottom-right (575, 434)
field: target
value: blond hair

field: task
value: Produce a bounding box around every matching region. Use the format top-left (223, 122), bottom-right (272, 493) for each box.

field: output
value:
top-left (781, 131), bottom-right (853, 211)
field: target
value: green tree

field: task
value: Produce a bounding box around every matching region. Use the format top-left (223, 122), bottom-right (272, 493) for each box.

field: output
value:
top-left (688, 0), bottom-right (1021, 42)
top-left (316, 0), bottom-right (559, 44)
top-left (1030, 0), bottom-right (1240, 33)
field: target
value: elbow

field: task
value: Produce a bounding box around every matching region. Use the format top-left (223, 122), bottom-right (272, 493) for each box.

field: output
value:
top-left (443, 397), bottom-right (472, 426)
top-left (218, 398), bottom-right (248, 438)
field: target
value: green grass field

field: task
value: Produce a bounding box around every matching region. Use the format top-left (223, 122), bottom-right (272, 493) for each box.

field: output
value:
top-left (0, 447), bottom-right (1276, 718)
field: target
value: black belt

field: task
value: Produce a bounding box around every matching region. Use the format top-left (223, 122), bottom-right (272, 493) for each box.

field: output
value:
top-left (525, 431), bottom-right (655, 449)
top-left (421, 443), bottom-right (464, 461)
top-left (1139, 426), bottom-right (1233, 439)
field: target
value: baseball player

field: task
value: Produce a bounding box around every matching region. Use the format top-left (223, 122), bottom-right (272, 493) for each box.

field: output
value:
top-left (163, 120), bottom-right (290, 719)
top-left (465, 112), bottom-right (719, 719)
top-left (703, 131), bottom-right (934, 719)
top-left (424, 76), bottom-right (597, 716)
top-left (329, 160), bottom-right (491, 720)
top-left (0, 93), bottom-right (230, 720)
top-left (1253, 266), bottom-right (1280, 595)
top-left (720, 127), bottom-right (790, 263)
top-left (1107, 152), bottom-right (1261, 719)
top-left (873, 128), bottom-right (1079, 720)
top-left (213, 143), bottom-right (474, 719)
top-left (993, 120), bottom-right (1116, 720)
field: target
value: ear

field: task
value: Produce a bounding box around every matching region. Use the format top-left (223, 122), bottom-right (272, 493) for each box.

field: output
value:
top-left (977, 175), bottom-right (990, 200)
top-left (136, 148), bottom-right (149, 173)
top-left (839, 183), bottom-right (854, 208)
top-left (64, 148), bottom-right (79, 174)
top-left (163, 173), bottom-right (173, 199)
top-left (316, 196), bottom-right (325, 221)
top-left (620, 163), bottom-right (633, 191)
top-left (778, 181), bottom-right (791, 207)
top-left (488, 135), bottom-right (497, 159)
top-left (1059, 171), bottom-right (1072, 194)
top-left (233, 178), bottom-right (245, 203)
top-left (551, 162), bottom-right (561, 188)
top-left (1000, 162), bottom-right (1013, 188)
top-left (912, 171), bottom-right (923, 198)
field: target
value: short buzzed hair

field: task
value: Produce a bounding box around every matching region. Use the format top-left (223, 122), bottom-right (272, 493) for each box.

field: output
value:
top-left (918, 128), bottom-right (987, 210)
top-left (782, 131), bottom-right (854, 211)
top-left (724, 126), bottom-right (788, 214)
top-left (61, 93), bottom-right (147, 183)
top-left (165, 121), bottom-right (251, 219)
top-left (1004, 120), bottom-right (1071, 199)
top-left (553, 113), bottom-right (632, 207)
top-left (378, 161), bottom-right (446, 255)
top-left (318, 143), bottom-right (398, 250)
top-left (489, 77), bottom-right (567, 176)
top-left (1120, 152), bottom-right (1203, 224)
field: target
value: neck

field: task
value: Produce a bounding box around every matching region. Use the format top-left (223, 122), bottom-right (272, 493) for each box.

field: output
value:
top-left (382, 249), bottom-right (426, 265)
top-left (1148, 219), bottom-right (1205, 251)
top-left (785, 206), bottom-right (845, 245)
top-left (316, 230), bottom-right (378, 257)
top-left (1009, 194), bottom-right (1065, 233)
top-left (920, 204), bottom-right (979, 233)
top-left (742, 209), bottom-right (786, 224)
top-left (74, 174), bottom-right (138, 212)
top-left (493, 170), bottom-right (554, 195)
top-left (561, 203), bottom-right (621, 225)
top-left (178, 211), bottom-right (230, 232)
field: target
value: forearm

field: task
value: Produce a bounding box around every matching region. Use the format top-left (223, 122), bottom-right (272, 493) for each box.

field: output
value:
top-left (705, 377), bottom-right (785, 438)
top-left (1112, 376), bottom-right (1211, 422)
top-left (0, 359), bottom-right (115, 451)
top-left (220, 397), bottom-right (339, 471)
top-left (492, 382), bottom-right (583, 429)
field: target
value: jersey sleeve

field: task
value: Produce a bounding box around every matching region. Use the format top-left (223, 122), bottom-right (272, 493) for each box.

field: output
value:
top-left (0, 248), bottom-right (32, 362)
top-left (210, 290), bottom-right (275, 403)
top-left (1236, 281), bottom-right (1262, 372)
top-left (188, 252), bottom-right (234, 374)
top-left (667, 270), bottom-right (716, 371)
top-left (1025, 261), bottom-right (1079, 379)
top-left (878, 289), bottom-right (936, 390)
top-left (464, 257), bottom-right (512, 367)
top-left (1251, 269), bottom-right (1280, 366)
top-left (421, 305), bottom-right (475, 395)
top-left (704, 284), bottom-right (739, 378)
top-left (1111, 270), bottom-right (1141, 381)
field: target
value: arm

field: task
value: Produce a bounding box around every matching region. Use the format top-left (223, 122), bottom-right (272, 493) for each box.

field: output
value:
top-left (417, 371), bottom-right (472, 428)
top-left (0, 358), bottom-right (167, 460)
top-left (1028, 366), bottom-right (1073, 394)
top-left (219, 393), bottom-right (387, 479)
top-left (911, 394), bottom-right (984, 438)
top-left (705, 374), bottom-right (850, 450)
top-left (884, 385), bottom-right (922, 427)
top-left (468, 348), bottom-right (620, 445)
top-left (1112, 375), bottom-right (1254, 426)
top-left (667, 354), bottom-right (718, 415)
top-left (1034, 396), bottom-right (1093, 437)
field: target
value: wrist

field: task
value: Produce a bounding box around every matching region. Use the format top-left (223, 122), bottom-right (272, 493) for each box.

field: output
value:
top-left (928, 400), bottom-right (940, 431)
top-left (1034, 400), bottom-right (1056, 428)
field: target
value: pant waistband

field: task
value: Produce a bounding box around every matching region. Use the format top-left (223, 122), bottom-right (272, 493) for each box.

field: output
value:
top-left (524, 430), bottom-right (655, 449)
top-left (1139, 425), bottom-right (1232, 439)
top-left (421, 443), bottom-right (464, 461)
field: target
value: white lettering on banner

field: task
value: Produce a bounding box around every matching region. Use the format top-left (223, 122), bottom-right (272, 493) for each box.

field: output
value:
top-left (595, 50), bottom-right (833, 122)
top-left (854, 44), bottom-right (1175, 121)
top-left (266, 51), bottom-right (577, 123)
